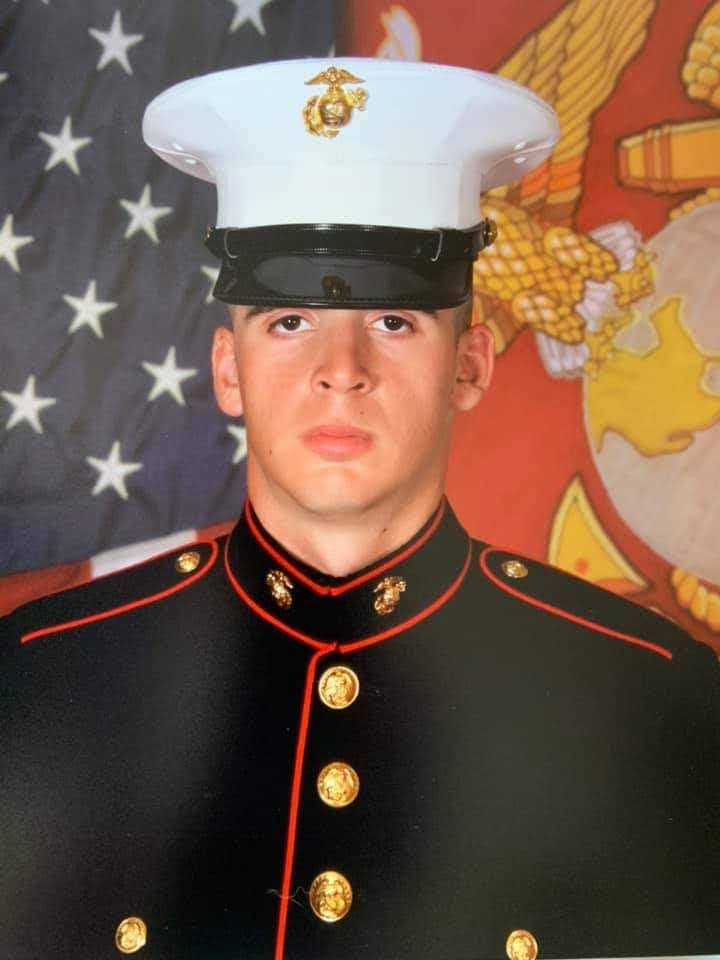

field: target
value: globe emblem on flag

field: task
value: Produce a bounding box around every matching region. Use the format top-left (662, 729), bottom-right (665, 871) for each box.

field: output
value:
top-left (585, 201), bottom-right (720, 588)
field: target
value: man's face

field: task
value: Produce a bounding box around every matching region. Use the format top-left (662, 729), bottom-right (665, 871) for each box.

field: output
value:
top-left (212, 306), bottom-right (492, 520)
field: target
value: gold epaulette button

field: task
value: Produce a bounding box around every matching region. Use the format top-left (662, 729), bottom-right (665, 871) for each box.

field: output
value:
top-left (501, 559), bottom-right (529, 579)
top-left (175, 551), bottom-right (200, 574)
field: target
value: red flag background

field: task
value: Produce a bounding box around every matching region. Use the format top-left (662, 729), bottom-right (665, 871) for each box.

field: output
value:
top-left (342, 0), bottom-right (720, 651)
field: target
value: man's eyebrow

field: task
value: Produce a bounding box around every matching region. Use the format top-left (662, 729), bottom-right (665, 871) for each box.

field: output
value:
top-left (245, 305), bottom-right (272, 320)
top-left (380, 308), bottom-right (439, 319)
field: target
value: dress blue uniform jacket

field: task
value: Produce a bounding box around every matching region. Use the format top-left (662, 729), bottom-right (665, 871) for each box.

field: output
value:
top-left (2, 500), bottom-right (719, 960)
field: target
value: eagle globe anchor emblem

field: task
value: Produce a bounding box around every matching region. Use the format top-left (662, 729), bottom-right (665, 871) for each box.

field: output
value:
top-left (303, 67), bottom-right (368, 138)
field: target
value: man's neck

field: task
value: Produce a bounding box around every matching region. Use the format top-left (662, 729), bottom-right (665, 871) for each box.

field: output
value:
top-left (249, 487), bottom-right (444, 577)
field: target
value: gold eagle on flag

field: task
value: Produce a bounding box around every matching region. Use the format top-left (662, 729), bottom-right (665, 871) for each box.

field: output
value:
top-left (474, 0), bottom-right (657, 376)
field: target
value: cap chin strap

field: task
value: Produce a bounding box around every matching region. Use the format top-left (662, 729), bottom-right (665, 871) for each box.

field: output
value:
top-left (204, 221), bottom-right (496, 309)
top-left (204, 220), bottom-right (497, 264)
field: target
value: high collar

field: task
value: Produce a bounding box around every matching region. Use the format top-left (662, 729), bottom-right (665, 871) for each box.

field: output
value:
top-left (223, 499), bottom-right (473, 652)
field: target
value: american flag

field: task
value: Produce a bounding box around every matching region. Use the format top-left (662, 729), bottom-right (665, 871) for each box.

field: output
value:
top-left (0, 0), bottom-right (336, 592)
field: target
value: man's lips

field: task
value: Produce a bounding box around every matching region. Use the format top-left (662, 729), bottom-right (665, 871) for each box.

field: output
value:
top-left (301, 424), bottom-right (373, 460)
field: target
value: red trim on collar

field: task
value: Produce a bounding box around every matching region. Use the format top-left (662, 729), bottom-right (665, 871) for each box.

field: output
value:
top-left (20, 540), bottom-right (219, 645)
top-left (274, 648), bottom-right (331, 960)
top-left (244, 500), bottom-right (446, 597)
top-left (225, 529), bottom-right (472, 650)
top-left (223, 538), bottom-right (332, 651)
top-left (478, 547), bottom-right (673, 662)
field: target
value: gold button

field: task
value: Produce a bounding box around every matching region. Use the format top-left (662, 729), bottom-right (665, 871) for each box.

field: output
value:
top-left (506, 929), bottom-right (538, 960)
top-left (317, 761), bottom-right (360, 808)
top-left (175, 550), bottom-right (200, 574)
top-left (318, 665), bottom-right (359, 709)
top-left (309, 870), bottom-right (353, 922)
top-left (501, 559), bottom-right (529, 579)
top-left (115, 916), bottom-right (147, 954)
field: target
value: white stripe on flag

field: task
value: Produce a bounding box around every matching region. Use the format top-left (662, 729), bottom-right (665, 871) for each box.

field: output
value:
top-left (90, 529), bottom-right (198, 578)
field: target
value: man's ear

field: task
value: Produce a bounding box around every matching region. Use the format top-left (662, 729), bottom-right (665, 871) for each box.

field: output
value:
top-left (211, 325), bottom-right (244, 417)
top-left (452, 322), bottom-right (495, 412)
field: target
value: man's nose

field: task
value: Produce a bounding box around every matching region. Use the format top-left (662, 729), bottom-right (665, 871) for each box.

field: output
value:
top-left (311, 325), bottom-right (373, 394)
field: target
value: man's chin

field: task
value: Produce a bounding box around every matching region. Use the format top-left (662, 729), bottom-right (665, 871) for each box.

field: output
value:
top-left (286, 470), bottom-right (390, 518)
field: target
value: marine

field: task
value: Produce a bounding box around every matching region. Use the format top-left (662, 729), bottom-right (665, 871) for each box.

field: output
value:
top-left (2, 58), bottom-right (719, 960)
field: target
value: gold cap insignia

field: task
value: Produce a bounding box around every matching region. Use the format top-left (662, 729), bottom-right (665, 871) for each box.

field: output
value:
top-left (373, 575), bottom-right (407, 616)
top-left (266, 569), bottom-right (294, 609)
top-left (506, 929), bottom-right (538, 960)
top-left (303, 66), bottom-right (368, 139)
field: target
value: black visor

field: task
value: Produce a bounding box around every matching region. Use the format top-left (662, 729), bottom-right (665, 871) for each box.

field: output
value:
top-left (204, 221), bottom-right (495, 310)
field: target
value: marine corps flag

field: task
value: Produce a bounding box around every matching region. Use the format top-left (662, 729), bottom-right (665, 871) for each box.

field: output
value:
top-left (342, 0), bottom-right (720, 652)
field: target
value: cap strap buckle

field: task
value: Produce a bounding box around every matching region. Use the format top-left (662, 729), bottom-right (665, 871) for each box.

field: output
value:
top-left (429, 228), bottom-right (445, 263)
top-left (223, 230), bottom-right (240, 261)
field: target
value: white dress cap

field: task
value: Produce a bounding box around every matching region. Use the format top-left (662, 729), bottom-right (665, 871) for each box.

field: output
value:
top-left (143, 57), bottom-right (559, 232)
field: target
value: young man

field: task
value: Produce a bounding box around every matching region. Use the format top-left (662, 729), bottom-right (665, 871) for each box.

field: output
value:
top-left (2, 60), bottom-right (719, 960)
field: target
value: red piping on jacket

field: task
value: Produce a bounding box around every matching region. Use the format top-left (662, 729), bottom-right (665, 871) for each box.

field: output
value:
top-left (225, 532), bottom-right (473, 652)
top-left (20, 540), bottom-right (219, 644)
top-left (274, 647), bottom-right (333, 960)
top-left (478, 547), bottom-right (673, 661)
top-left (269, 542), bottom-right (472, 959)
top-left (245, 500), bottom-right (445, 596)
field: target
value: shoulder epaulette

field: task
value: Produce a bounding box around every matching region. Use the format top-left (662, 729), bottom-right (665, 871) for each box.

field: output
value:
top-left (4, 538), bottom-right (220, 645)
top-left (478, 543), bottom-right (712, 664)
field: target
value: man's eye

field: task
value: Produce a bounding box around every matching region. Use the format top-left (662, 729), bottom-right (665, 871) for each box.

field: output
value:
top-left (269, 314), bottom-right (308, 333)
top-left (374, 314), bottom-right (412, 332)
